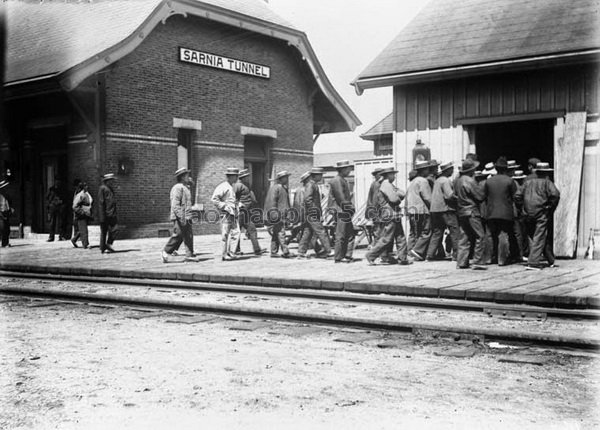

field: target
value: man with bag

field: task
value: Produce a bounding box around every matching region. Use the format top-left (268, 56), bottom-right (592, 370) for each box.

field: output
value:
top-left (71, 182), bottom-right (93, 249)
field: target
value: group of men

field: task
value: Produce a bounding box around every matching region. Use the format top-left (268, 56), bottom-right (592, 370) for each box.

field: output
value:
top-left (365, 155), bottom-right (560, 270)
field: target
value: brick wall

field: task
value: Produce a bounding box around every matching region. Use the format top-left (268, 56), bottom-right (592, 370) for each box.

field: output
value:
top-left (103, 14), bottom-right (315, 229)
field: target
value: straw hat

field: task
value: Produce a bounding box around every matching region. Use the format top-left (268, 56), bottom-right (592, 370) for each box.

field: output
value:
top-left (238, 169), bottom-right (250, 179)
top-left (225, 168), bottom-right (240, 176)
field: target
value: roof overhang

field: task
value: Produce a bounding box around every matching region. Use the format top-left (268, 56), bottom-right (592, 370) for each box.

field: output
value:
top-left (352, 49), bottom-right (600, 94)
top-left (5, 0), bottom-right (360, 132)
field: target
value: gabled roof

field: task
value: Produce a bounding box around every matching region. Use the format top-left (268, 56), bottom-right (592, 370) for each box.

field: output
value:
top-left (354, 0), bottom-right (600, 92)
top-left (360, 112), bottom-right (393, 141)
top-left (5, 0), bottom-right (360, 132)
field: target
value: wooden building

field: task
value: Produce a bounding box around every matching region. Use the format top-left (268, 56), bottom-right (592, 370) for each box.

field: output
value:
top-left (354, 0), bottom-right (600, 257)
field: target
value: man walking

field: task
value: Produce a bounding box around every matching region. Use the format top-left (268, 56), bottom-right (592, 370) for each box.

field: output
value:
top-left (162, 168), bottom-right (196, 263)
top-left (264, 171), bottom-right (293, 258)
top-left (365, 167), bottom-right (412, 265)
top-left (406, 160), bottom-right (432, 261)
top-left (234, 169), bottom-right (264, 256)
top-left (298, 167), bottom-right (333, 259)
top-left (485, 157), bottom-right (519, 265)
top-left (329, 160), bottom-right (355, 263)
top-left (0, 180), bottom-right (13, 247)
top-left (98, 173), bottom-right (118, 253)
top-left (71, 182), bottom-right (93, 249)
top-left (515, 162), bottom-right (560, 270)
top-left (427, 161), bottom-right (459, 261)
top-left (211, 168), bottom-right (241, 261)
top-left (455, 159), bottom-right (487, 270)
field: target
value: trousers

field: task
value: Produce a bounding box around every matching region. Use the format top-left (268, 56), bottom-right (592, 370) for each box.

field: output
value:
top-left (487, 219), bottom-right (519, 265)
top-left (164, 219), bottom-right (194, 255)
top-left (457, 215), bottom-right (486, 267)
top-left (409, 213), bottom-right (431, 257)
top-left (268, 222), bottom-right (289, 255)
top-left (72, 218), bottom-right (90, 248)
top-left (524, 213), bottom-right (555, 265)
top-left (236, 210), bottom-right (261, 253)
top-left (427, 211), bottom-right (459, 260)
top-left (100, 217), bottom-right (118, 252)
top-left (298, 218), bottom-right (331, 256)
top-left (334, 214), bottom-right (354, 261)
top-left (48, 205), bottom-right (67, 239)
top-left (220, 214), bottom-right (240, 258)
top-left (0, 215), bottom-right (10, 247)
top-left (366, 220), bottom-right (408, 262)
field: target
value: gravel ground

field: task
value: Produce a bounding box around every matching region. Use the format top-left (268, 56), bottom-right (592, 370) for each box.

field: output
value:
top-left (0, 287), bottom-right (599, 429)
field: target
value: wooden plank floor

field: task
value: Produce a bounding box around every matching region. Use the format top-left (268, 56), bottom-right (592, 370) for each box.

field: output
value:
top-left (1, 235), bottom-right (600, 307)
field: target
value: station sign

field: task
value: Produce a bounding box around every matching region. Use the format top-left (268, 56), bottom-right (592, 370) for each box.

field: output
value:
top-left (179, 47), bottom-right (270, 79)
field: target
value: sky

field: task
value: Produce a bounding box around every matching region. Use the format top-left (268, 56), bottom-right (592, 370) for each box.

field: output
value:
top-left (267, 0), bottom-right (430, 154)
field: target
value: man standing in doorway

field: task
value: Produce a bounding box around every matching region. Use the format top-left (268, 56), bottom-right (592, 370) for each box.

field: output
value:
top-left (264, 170), bottom-right (292, 258)
top-left (98, 173), bottom-right (118, 253)
top-left (329, 160), bottom-right (356, 263)
top-left (162, 168), bottom-right (196, 263)
top-left (46, 178), bottom-right (68, 241)
top-left (298, 167), bottom-right (333, 259)
top-left (515, 162), bottom-right (560, 270)
top-left (234, 168), bottom-right (264, 256)
top-left (211, 168), bottom-right (241, 261)
top-left (455, 159), bottom-right (487, 270)
top-left (406, 160), bottom-right (432, 261)
top-left (485, 157), bottom-right (519, 266)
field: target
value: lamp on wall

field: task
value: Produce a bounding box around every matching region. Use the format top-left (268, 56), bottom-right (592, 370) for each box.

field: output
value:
top-left (117, 158), bottom-right (134, 176)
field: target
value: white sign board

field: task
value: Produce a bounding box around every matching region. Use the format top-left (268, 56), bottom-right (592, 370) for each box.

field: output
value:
top-left (179, 47), bottom-right (270, 79)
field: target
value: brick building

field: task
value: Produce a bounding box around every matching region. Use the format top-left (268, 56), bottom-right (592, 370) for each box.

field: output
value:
top-left (2, 0), bottom-right (359, 237)
top-left (353, 0), bottom-right (599, 257)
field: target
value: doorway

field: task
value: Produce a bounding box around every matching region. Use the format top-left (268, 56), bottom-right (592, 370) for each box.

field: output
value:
top-left (243, 136), bottom-right (270, 209)
top-left (473, 119), bottom-right (554, 168)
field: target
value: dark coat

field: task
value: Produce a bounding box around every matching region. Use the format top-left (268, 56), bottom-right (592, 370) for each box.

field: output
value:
top-left (515, 176), bottom-right (560, 218)
top-left (303, 179), bottom-right (323, 219)
top-left (264, 183), bottom-right (290, 224)
top-left (484, 173), bottom-right (517, 220)
top-left (366, 179), bottom-right (382, 220)
top-left (329, 175), bottom-right (354, 214)
top-left (98, 183), bottom-right (117, 222)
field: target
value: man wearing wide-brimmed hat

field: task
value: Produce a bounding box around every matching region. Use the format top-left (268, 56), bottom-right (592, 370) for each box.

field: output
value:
top-left (515, 162), bottom-right (560, 270)
top-left (211, 168), bottom-right (241, 261)
top-left (98, 173), bottom-right (118, 253)
top-left (329, 160), bottom-right (356, 263)
top-left (46, 178), bottom-right (69, 242)
top-left (288, 171), bottom-right (311, 248)
top-left (366, 166), bottom-right (393, 262)
top-left (405, 159), bottom-right (433, 261)
top-left (485, 157), bottom-right (520, 266)
top-left (298, 167), bottom-right (333, 259)
top-left (162, 168), bottom-right (196, 263)
top-left (264, 170), bottom-right (293, 258)
top-left (366, 167), bottom-right (411, 266)
top-left (454, 159), bottom-right (487, 270)
top-left (233, 169), bottom-right (264, 256)
top-left (0, 180), bottom-right (14, 247)
top-left (428, 161), bottom-right (459, 261)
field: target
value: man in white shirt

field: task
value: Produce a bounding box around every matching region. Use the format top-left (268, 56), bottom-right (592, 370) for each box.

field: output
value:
top-left (211, 168), bottom-right (241, 261)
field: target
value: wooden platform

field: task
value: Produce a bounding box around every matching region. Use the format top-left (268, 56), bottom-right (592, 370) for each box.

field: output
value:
top-left (1, 234), bottom-right (599, 308)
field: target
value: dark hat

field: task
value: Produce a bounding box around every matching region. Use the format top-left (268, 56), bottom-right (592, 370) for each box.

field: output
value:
top-left (174, 167), bottom-right (191, 178)
top-left (335, 160), bottom-right (353, 169)
top-left (225, 167), bottom-right (239, 176)
top-left (494, 157), bottom-right (508, 169)
top-left (459, 159), bottom-right (480, 174)
top-left (102, 173), bottom-right (116, 181)
top-left (414, 160), bottom-right (430, 171)
top-left (371, 167), bottom-right (385, 176)
top-left (380, 167), bottom-right (398, 175)
top-left (300, 171), bottom-right (311, 182)
top-left (408, 170), bottom-right (418, 181)
top-left (0, 180), bottom-right (9, 190)
top-left (534, 162), bottom-right (554, 172)
top-left (528, 157), bottom-right (541, 167)
top-left (310, 167), bottom-right (325, 175)
top-left (439, 161), bottom-right (453, 172)
top-left (276, 170), bottom-right (291, 179)
top-left (238, 169), bottom-right (250, 179)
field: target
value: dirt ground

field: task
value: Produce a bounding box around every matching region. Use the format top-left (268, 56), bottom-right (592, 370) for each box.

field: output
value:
top-left (0, 296), bottom-right (598, 430)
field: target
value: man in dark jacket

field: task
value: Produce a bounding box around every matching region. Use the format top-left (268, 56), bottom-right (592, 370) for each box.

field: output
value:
top-left (98, 173), bottom-right (118, 253)
top-left (365, 167), bottom-right (411, 265)
top-left (264, 171), bottom-right (292, 258)
top-left (455, 160), bottom-right (487, 270)
top-left (515, 162), bottom-right (560, 270)
top-left (485, 157), bottom-right (519, 265)
top-left (329, 160), bottom-right (355, 263)
top-left (298, 167), bottom-right (333, 259)
top-left (46, 178), bottom-right (69, 241)
top-left (427, 161), bottom-right (458, 261)
top-left (234, 169), bottom-right (264, 256)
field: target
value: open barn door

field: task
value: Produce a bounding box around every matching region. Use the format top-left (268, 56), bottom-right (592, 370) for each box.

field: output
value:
top-left (554, 112), bottom-right (587, 258)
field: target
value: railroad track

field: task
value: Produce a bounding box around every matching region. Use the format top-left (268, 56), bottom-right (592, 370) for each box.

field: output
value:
top-left (1, 270), bottom-right (599, 351)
